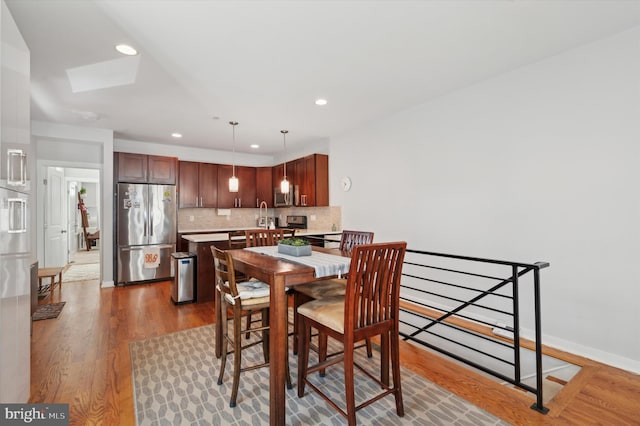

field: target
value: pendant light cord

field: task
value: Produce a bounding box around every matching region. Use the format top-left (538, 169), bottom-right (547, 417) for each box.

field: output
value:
top-left (230, 121), bottom-right (238, 176)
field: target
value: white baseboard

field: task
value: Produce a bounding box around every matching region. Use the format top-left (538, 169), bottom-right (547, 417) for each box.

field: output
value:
top-left (101, 280), bottom-right (115, 288)
top-left (530, 331), bottom-right (640, 374)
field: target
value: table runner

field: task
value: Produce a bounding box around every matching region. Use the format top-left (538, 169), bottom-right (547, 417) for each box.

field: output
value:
top-left (244, 246), bottom-right (350, 278)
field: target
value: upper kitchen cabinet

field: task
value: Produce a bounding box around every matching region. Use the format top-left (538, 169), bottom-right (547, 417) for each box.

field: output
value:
top-left (272, 163), bottom-right (285, 190)
top-left (217, 165), bottom-right (256, 208)
top-left (255, 167), bottom-right (273, 207)
top-left (115, 153), bottom-right (177, 184)
top-left (0, 1), bottom-right (31, 193)
top-left (290, 157), bottom-right (305, 196)
top-left (148, 155), bottom-right (177, 184)
top-left (272, 154), bottom-right (328, 206)
top-left (301, 154), bottom-right (329, 206)
top-left (115, 152), bottom-right (146, 182)
top-left (178, 161), bottom-right (218, 208)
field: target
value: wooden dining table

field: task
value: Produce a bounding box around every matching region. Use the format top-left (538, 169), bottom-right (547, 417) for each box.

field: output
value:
top-left (216, 246), bottom-right (349, 426)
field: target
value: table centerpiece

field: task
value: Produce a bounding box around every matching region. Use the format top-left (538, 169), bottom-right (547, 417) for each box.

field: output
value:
top-left (277, 237), bottom-right (312, 257)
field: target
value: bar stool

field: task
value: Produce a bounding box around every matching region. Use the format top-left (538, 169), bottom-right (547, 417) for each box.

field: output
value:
top-left (297, 241), bottom-right (407, 425)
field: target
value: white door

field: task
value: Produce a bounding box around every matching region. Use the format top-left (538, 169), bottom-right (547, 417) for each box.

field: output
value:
top-left (44, 167), bottom-right (67, 267)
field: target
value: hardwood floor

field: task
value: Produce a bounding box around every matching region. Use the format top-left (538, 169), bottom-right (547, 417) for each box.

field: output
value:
top-left (31, 280), bottom-right (640, 425)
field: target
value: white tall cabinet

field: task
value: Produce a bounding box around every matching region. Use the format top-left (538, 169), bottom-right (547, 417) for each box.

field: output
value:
top-left (0, 0), bottom-right (31, 403)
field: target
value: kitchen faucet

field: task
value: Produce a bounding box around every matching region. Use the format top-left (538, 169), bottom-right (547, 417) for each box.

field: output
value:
top-left (259, 201), bottom-right (269, 229)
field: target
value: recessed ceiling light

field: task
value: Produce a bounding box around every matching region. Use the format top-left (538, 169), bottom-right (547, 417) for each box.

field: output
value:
top-left (171, 133), bottom-right (182, 138)
top-left (315, 98), bottom-right (328, 106)
top-left (250, 144), bottom-right (259, 149)
top-left (72, 110), bottom-right (99, 121)
top-left (115, 44), bottom-right (138, 56)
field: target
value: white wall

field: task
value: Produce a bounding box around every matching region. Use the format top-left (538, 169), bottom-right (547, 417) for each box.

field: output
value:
top-left (330, 26), bottom-right (640, 373)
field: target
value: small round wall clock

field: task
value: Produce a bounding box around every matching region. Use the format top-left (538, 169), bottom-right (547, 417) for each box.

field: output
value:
top-left (341, 176), bottom-right (352, 192)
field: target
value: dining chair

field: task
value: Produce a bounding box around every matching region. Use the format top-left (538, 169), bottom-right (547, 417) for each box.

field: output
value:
top-left (292, 230), bottom-right (374, 355)
top-left (213, 246), bottom-right (291, 407)
top-left (227, 229), bottom-right (246, 249)
top-left (243, 228), bottom-right (287, 339)
top-left (245, 228), bottom-right (285, 247)
top-left (297, 241), bottom-right (407, 425)
top-left (281, 228), bottom-right (296, 239)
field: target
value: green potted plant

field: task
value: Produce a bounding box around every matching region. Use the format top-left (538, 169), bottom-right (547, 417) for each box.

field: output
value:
top-left (278, 237), bottom-right (312, 257)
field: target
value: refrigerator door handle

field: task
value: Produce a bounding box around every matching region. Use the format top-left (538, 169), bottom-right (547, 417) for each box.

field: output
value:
top-left (7, 198), bottom-right (27, 233)
top-left (121, 244), bottom-right (174, 251)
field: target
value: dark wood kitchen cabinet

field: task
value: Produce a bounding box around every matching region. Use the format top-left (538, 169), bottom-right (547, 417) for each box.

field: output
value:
top-left (300, 154), bottom-right (329, 206)
top-left (148, 155), bottom-right (177, 184)
top-left (217, 165), bottom-right (256, 208)
top-left (115, 152), bottom-right (177, 184)
top-left (255, 166), bottom-right (273, 207)
top-left (273, 163), bottom-right (285, 190)
top-left (291, 157), bottom-right (305, 195)
top-left (272, 154), bottom-right (328, 206)
top-left (178, 161), bottom-right (218, 208)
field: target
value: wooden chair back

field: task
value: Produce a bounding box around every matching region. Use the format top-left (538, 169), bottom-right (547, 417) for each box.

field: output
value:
top-left (212, 246), bottom-right (239, 299)
top-left (344, 241), bottom-right (406, 335)
top-left (271, 229), bottom-right (286, 244)
top-left (227, 230), bottom-right (246, 249)
top-left (281, 228), bottom-right (296, 239)
top-left (340, 230), bottom-right (374, 252)
top-left (245, 229), bottom-right (285, 247)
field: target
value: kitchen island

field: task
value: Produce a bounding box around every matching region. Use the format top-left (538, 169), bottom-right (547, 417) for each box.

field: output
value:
top-left (182, 229), bottom-right (340, 302)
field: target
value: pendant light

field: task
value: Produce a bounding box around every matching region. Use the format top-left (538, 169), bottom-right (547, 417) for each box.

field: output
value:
top-left (229, 121), bottom-right (239, 192)
top-left (280, 130), bottom-right (290, 194)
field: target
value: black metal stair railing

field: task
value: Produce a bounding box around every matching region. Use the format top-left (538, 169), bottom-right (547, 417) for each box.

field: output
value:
top-left (399, 248), bottom-right (550, 414)
top-left (303, 235), bottom-right (550, 413)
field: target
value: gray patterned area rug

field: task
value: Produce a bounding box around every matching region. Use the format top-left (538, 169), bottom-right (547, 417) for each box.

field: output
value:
top-left (130, 324), bottom-right (508, 426)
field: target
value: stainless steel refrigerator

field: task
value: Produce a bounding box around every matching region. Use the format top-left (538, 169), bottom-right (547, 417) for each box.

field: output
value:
top-left (116, 183), bottom-right (176, 284)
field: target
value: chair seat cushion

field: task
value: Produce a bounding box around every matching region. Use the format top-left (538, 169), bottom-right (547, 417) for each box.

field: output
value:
top-left (295, 278), bottom-right (346, 299)
top-left (298, 296), bottom-right (345, 333)
top-left (224, 292), bottom-right (270, 307)
top-left (221, 280), bottom-right (270, 306)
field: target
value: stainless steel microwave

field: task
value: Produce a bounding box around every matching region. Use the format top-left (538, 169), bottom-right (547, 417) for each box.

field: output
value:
top-left (274, 186), bottom-right (295, 207)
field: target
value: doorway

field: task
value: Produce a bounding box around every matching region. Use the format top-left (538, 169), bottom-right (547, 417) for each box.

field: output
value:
top-left (42, 166), bottom-right (101, 284)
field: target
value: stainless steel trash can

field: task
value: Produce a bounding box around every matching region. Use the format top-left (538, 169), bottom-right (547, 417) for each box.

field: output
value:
top-left (171, 252), bottom-right (196, 304)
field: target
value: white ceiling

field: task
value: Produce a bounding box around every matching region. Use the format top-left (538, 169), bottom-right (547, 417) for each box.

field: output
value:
top-left (6, 1), bottom-right (640, 155)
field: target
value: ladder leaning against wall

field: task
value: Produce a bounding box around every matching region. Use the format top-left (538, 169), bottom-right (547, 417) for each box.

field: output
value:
top-left (78, 192), bottom-right (99, 251)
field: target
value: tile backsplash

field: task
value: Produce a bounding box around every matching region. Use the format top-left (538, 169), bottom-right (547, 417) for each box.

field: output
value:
top-left (178, 206), bottom-right (341, 232)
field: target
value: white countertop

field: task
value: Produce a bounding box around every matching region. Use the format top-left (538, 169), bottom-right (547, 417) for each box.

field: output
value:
top-left (182, 229), bottom-right (341, 243)
top-left (179, 227), bottom-right (249, 234)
